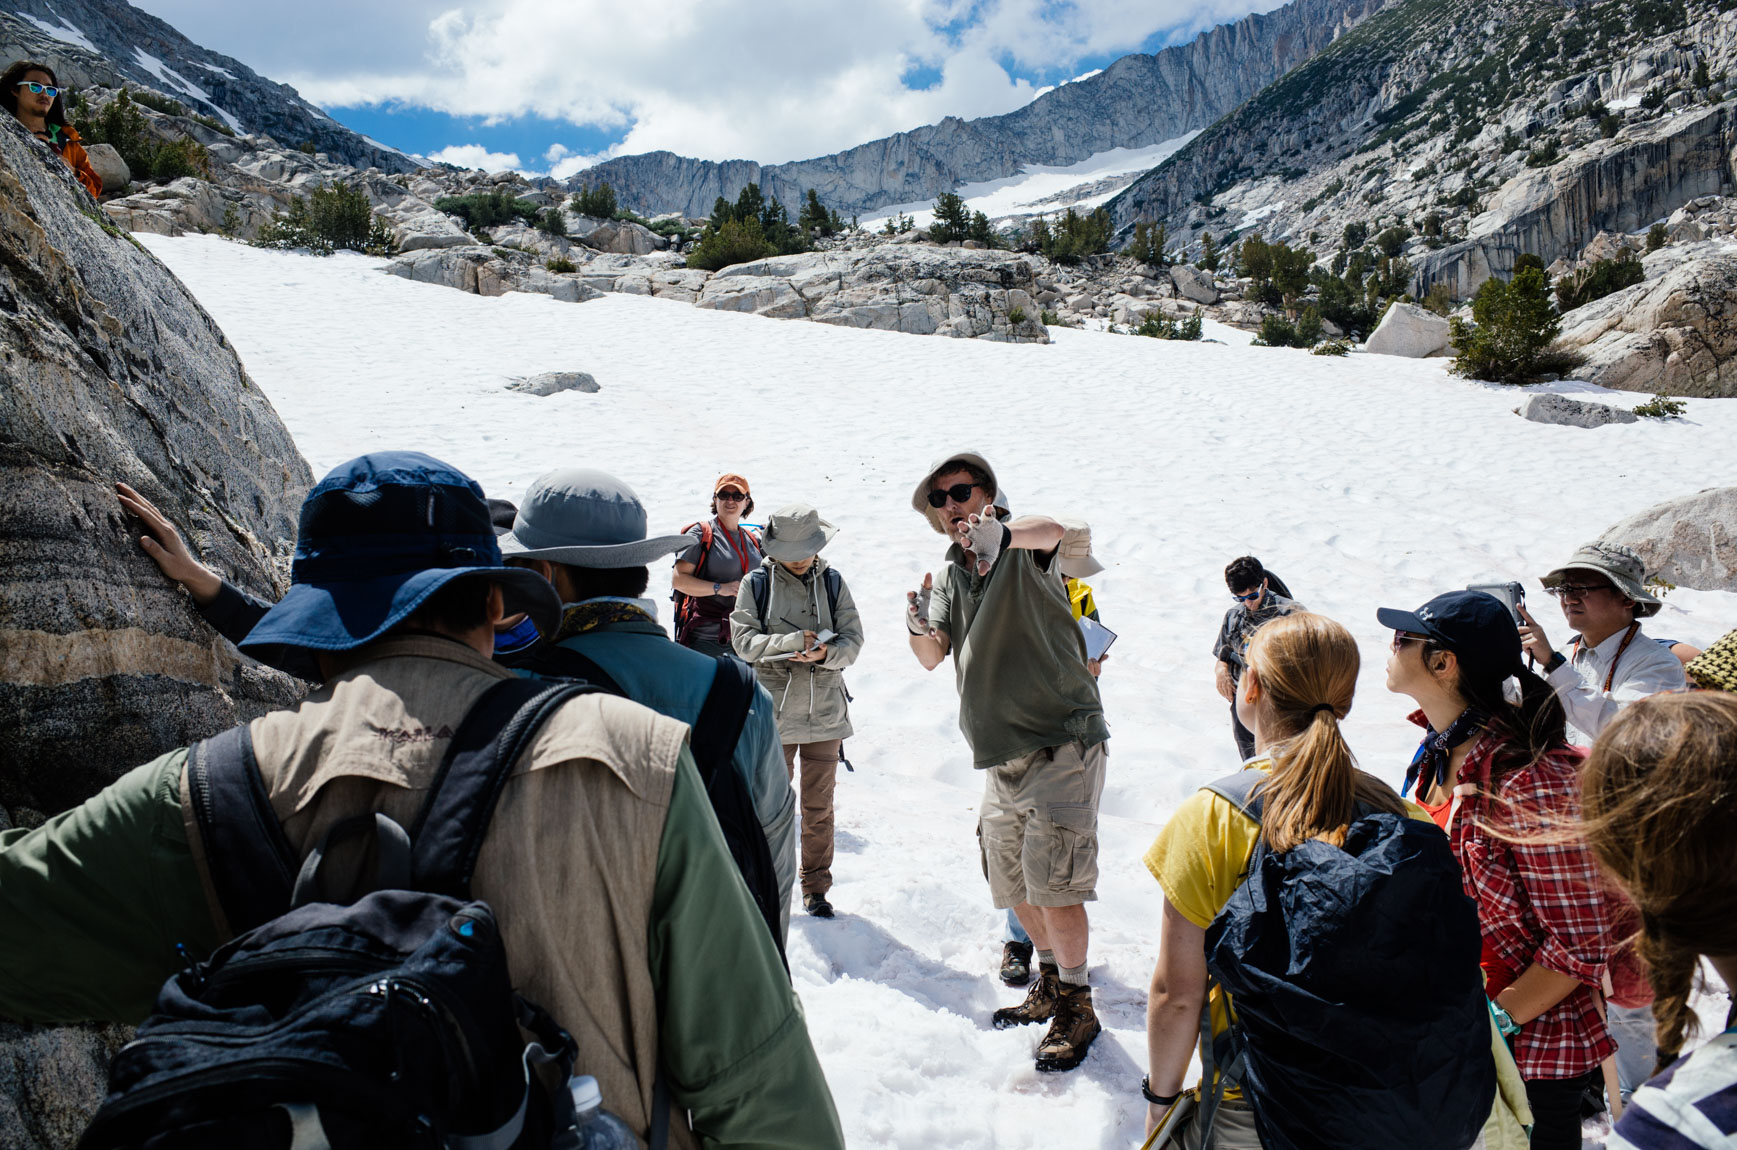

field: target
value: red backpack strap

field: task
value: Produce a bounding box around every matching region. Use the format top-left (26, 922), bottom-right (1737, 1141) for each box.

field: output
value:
top-left (674, 521), bottom-right (714, 630)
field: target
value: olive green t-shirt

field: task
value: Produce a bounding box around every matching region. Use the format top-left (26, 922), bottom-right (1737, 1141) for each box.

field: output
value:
top-left (930, 542), bottom-right (1109, 768)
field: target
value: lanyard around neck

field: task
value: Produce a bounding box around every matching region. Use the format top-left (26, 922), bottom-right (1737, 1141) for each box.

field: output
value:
top-left (1573, 621), bottom-right (1641, 693)
top-left (717, 519), bottom-right (751, 576)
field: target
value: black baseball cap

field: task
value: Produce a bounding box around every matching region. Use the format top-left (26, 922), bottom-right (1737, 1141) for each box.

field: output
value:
top-left (1377, 590), bottom-right (1524, 685)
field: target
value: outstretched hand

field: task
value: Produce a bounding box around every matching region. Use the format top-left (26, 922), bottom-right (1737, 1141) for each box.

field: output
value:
top-left (959, 512), bottom-right (1007, 576)
top-left (906, 572), bottom-right (937, 638)
top-left (1516, 603), bottom-right (1554, 668)
top-left (115, 481), bottom-right (222, 605)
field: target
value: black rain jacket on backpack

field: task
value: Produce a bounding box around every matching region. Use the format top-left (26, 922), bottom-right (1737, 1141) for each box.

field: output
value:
top-left (1200, 769), bottom-right (1496, 1150)
top-left (79, 679), bottom-right (613, 1150)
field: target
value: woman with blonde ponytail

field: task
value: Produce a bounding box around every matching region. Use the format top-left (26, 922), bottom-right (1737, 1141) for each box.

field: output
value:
top-left (1585, 692), bottom-right (1737, 1149)
top-left (1142, 613), bottom-right (1500, 1149)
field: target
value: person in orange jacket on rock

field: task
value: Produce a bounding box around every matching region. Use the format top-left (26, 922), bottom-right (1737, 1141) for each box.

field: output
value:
top-left (2, 60), bottom-right (104, 198)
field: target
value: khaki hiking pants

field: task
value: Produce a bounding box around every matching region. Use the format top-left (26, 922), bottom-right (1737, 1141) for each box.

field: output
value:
top-left (783, 739), bottom-right (841, 896)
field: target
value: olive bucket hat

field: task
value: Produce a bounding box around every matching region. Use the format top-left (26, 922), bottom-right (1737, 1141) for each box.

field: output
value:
top-left (238, 452), bottom-right (561, 674)
top-left (911, 450), bottom-right (999, 536)
top-left (1541, 541), bottom-right (1662, 618)
top-left (762, 503), bottom-right (838, 562)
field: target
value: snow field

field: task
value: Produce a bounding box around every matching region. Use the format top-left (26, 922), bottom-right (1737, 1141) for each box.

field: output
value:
top-left (141, 235), bottom-right (1737, 1148)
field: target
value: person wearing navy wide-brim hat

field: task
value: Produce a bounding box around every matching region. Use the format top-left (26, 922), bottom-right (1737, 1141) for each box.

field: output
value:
top-left (0, 450), bottom-right (845, 1148)
top-left (238, 452), bottom-right (561, 673)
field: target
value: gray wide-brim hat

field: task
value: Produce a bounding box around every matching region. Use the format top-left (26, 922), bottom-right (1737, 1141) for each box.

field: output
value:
top-left (912, 450), bottom-right (1000, 536)
top-left (763, 503), bottom-right (838, 561)
top-left (498, 468), bottom-right (691, 568)
top-left (1541, 541), bottom-right (1662, 618)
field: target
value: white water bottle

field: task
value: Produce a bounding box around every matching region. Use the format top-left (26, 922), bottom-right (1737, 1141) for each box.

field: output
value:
top-left (563, 1075), bottom-right (637, 1149)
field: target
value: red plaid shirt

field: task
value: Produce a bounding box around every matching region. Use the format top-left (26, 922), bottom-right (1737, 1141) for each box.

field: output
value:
top-left (1414, 712), bottom-right (1618, 1080)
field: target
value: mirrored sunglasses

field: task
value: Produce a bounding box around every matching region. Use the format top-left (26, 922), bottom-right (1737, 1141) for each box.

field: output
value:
top-left (16, 82), bottom-right (60, 98)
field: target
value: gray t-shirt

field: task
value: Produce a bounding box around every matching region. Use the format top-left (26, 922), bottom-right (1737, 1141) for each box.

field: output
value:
top-left (677, 519), bottom-right (763, 642)
top-left (930, 543), bottom-right (1109, 769)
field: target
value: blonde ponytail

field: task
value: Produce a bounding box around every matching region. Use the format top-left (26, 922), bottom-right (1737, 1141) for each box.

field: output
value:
top-left (1244, 613), bottom-right (1406, 852)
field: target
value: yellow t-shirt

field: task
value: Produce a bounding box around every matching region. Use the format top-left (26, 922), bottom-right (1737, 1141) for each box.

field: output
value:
top-left (1142, 761), bottom-right (1432, 1090)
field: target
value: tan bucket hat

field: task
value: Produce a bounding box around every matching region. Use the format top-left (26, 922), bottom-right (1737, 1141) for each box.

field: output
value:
top-left (911, 450), bottom-right (999, 536)
top-left (1540, 541), bottom-right (1662, 618)
top-left (1056, 519), bottom-right (1105, 578)
top-left (762, 503), bottom-right (838, 562)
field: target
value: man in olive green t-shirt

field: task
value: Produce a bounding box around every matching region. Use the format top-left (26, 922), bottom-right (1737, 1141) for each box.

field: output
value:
top-left (904, 450), bottom-right (1109, 1074)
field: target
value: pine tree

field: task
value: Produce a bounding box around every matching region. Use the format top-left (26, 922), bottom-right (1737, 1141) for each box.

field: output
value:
top-left (1197, 231), bottom-right (1219, 272)
top-left (930, 192), bottom-right (971, 243)
top-left (799, 188), bottom-right (836, 237)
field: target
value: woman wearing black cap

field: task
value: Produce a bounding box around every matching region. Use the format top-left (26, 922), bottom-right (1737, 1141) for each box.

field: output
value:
top-left (1381, 590), bottom-right (1622, 1150)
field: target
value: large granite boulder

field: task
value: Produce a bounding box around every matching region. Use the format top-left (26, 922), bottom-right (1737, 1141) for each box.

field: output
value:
top-left (1555, 255), bottom-right (1737, 398)
top-left (581, 219), bottom-right (667, 256)
top-left (1169, 264), bottom-right (1219, 305)
top-left (1519, 393), bottom-right (1639, 428)
top-left (0, 110), bottom-right (311, 1146)
top-left (1365, 302), bottom-right (1453, 357)
top-left (81, 144), bottom-right (129, 195)
top-left (694, 248), bottom-right (1050, 342)
top-left (1599, 487), bottom-right (1737, 592)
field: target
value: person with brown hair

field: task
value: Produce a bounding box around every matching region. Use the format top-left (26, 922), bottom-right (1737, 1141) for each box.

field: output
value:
top-left (1143, 612), bottom-right (1511, 1149)
top-left (1584, 692), bottom-right (1737, 1149)
top-left (1382, 590), bottom-right (1620, 1149)
top-left (672, 473), bottom-right (762, 656)
top-left (1, 60), bottom-right (102, 197)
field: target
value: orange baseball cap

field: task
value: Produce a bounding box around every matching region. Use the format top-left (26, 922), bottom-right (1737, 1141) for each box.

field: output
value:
top-left (714, 473), bottom-right (751, 495)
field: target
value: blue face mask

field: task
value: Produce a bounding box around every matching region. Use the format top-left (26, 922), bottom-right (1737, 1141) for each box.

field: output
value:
top-left (492, 614), bottom-right (542, 655)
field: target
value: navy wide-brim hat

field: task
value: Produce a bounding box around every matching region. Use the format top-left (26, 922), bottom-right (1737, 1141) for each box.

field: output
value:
top-left (1376, 589), bottom-right (1524, 687)
top-left (240, 452), bottom-right (561, 674)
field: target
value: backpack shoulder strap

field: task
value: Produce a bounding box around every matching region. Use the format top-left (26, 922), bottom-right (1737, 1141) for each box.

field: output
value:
top-left (690, 655), bottom-right (756, 786)
top-left (748, 566), bottom-right (771, 629)
top-left (1202, 768), bottom-right (1268, 823)
top-left (823, 566), bottom-right (842, 623)
top-left (409, 678), bottom-right (605, 897)
top-left (516, 642), bottom-right (628, 697)
top-left (184, 724), bottom-right (301, 935)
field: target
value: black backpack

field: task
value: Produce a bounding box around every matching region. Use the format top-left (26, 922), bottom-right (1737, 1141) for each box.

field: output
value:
top-left (80, 679), bottom-right (624, 1150)
top-left (509, 642), bottom-right (786, 960)
top-left (1196, 769), bottom-right (1496, 1150)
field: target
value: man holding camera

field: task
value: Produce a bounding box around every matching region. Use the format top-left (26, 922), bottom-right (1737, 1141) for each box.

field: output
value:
top-left (1518, 541), bottom-right (1686, 742)
top-left (904, 451), bottom-right (1109, 1074)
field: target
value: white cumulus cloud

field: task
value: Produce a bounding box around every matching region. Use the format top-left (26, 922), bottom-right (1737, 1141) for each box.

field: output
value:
top-left (424, 143), bottom-right (522, 171)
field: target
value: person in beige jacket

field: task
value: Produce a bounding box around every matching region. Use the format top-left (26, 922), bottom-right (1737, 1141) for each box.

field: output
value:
top-left (731, 505), bottom-right (864, 919)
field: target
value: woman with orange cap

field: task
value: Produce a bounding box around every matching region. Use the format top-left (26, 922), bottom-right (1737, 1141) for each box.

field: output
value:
top-left (672, 473), bottom-right (764, 656)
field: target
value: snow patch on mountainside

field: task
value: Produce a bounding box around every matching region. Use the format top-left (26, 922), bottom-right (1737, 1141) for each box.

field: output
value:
top-left (863, 133), bottom-right (1200, 228)
top-left (17, 11), bottom-right (94, 51)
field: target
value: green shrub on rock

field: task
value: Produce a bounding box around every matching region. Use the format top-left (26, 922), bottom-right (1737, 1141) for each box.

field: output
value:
top-left (1135, 313), bottom-right (1203, 340)
top-left (1450, 267), bottom-right (1579, 383)
top-left (1555, 255), bottom-right (1644, 311)
top-left (435, 189), bottom-right (540, 231)
top-left (254, 180), bottom-right (393, 257)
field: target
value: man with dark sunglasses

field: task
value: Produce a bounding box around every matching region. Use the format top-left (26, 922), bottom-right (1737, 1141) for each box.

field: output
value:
top-left (1213, 555), bottom-right (1303, 759)
top-left (904, 451), bottom-right (1109, 1074)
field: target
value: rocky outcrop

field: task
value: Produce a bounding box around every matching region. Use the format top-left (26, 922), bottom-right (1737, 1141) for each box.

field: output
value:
top-left (1600, 487), bottom-right (1737, 591)
top-left (0, 109), bottom-right (311, 1147)
top-left (1413, 105), bottom-right (1737, 298)
top-left (82, 143), bottom-right (128, 194)
top-left (1554, 254), bottom-right (1737, 397)
top-left (579, 0), bottom-right (1382, 218)
top-left (507, 372), bottom-right (600, 396)
top-left (0, 5), bottom-right (414, 172)
top-left (1365, 303), bottom-right (1452, 357)
top-left (0, 112), bottom-right (311, 808)
top-left (1519, 393), bottom-right (1640, 428)
top-left (1169, 264), bottom-right (1219, 304)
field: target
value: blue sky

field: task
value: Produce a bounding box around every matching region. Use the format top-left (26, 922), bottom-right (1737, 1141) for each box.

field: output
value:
top-left (131, 1), bottom-right (1285, 175)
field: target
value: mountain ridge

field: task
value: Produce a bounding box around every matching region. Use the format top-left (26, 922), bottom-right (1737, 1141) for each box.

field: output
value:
top-left (577, 0), bottom-right (1387, 219)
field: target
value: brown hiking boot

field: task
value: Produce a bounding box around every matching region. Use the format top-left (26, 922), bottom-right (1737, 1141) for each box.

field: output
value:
top-left (992, 963), bottom-right (1057, 1029)
top-left (1034, 983), bottom-right (1101, 1072)
top-left (999, 940), bottom-right (1034, 986)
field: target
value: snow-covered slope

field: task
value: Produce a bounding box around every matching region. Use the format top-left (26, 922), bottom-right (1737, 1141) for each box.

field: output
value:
top-left (140, 235), bottom-right (1737, 1148)
top-left (863, 134), bottom-right (1199, 230)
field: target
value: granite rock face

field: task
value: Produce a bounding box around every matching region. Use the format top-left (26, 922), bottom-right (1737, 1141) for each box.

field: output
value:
top-left (0, 111), bottom-right (311, 817)
top-left (1599, 487), bottom-right (1737, 592)
top-left (1554, 254), bottom-right (1737, 397)
top-left (80, 143), bottom-right (128, 194)
top-left (579, 0), bottom-right (1380, 218)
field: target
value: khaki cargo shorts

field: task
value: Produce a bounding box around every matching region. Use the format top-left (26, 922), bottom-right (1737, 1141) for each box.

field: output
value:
top-left (978, 740), bottom-right (1107, 909)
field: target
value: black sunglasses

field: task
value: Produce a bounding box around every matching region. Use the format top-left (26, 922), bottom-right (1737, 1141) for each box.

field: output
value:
top-left (926, 482), bottom-right (979, 508)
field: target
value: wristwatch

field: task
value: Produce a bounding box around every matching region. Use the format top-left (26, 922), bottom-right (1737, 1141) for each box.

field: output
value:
top-left (1141, 1075), bottom-right (1181, 1107)
top-left (1543, 650), bottom-right (1566, 673)
top-left (712, 581), bottom-right (721, 595)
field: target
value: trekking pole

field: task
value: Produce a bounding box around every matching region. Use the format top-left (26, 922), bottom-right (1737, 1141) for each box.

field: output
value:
top-left (1138, 1093), bottom-right (1196, 1150)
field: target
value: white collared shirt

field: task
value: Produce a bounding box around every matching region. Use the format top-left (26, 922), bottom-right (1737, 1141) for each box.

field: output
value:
top-left (1547, 623), bottom-right (1687, 742)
